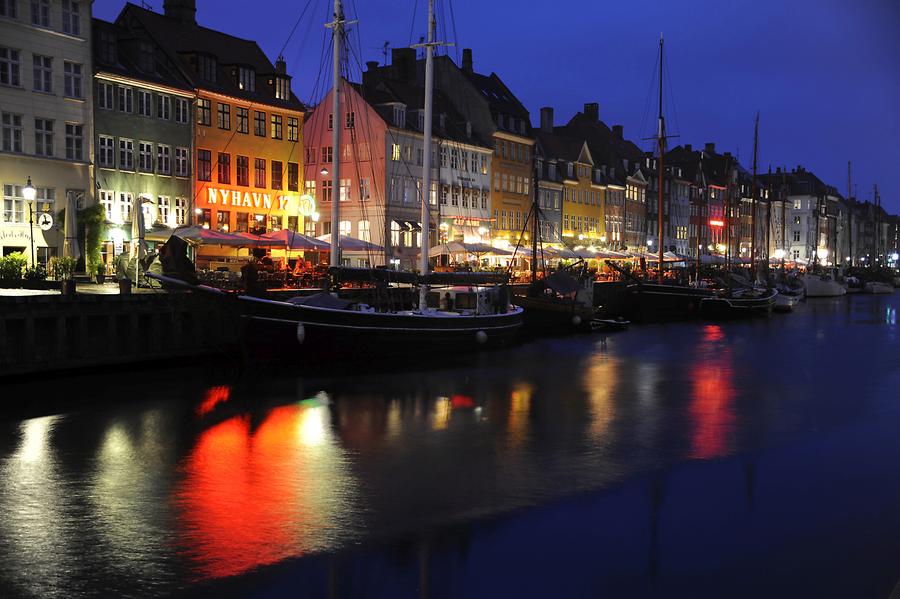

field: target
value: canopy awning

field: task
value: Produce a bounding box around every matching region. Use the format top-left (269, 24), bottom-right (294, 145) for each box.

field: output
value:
top-left (172, 226), bottom-right (249, 247)
top-left (428, 242), bottom-right (508, 257)
top-left (262, 229), bottom-right (330, 251)
top-left (316, 234), bottom-right (383, 253)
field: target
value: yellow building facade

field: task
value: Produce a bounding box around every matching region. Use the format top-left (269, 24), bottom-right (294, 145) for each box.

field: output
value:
top-left (560, 147), bottom-right (606, 244)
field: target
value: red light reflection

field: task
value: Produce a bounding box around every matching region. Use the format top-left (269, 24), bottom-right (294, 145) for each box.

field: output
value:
top-left (196, 386), bottom-right (231, 417)
top-left (450, 395), bottom-right (475, 409)
top-left (689, 326), bottom-right (735, 459)
top-left (173, 403), bottom-right (351, 580)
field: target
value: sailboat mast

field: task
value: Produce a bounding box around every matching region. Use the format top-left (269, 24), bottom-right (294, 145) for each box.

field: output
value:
top-left (531, 165), bottom-right (539, 282)
top-left (656, 34), bottom-right (665, 284)
top-left (848, 160), bottom-right (853, 265)
top-left (418, 0), bottom-right (436, 310)
top-left (765, 165), bottom-right (771, 267)
top-left (329, 0), bottom-right (343, 267)
top-left (781, 166), bottom-right (786, 270)
top-left (750, 113), bottom-right (759, 270)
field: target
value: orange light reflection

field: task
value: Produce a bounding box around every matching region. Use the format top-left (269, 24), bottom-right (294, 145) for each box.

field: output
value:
top-left (196, 385), bottom-right (231, 417)
top-left (689, 325), bottom-right (735, 459)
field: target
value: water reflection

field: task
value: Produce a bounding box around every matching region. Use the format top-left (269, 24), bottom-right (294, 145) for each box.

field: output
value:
top-left (172, 397), bottom-right (360, 580)
top-left (689, 325), bottom-right (736, 459)
top-left (0, 416), bottom-right (75, 597)
top-left (583, 354), bottom-right (618, 444)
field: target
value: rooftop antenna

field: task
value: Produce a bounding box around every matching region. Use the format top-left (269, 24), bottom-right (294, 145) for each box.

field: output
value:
top-left (382, 41), bottom-right (390, 65)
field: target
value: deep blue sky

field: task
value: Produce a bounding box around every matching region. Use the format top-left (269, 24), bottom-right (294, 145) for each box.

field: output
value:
top-left (94, 0), bottom-right (900, 213)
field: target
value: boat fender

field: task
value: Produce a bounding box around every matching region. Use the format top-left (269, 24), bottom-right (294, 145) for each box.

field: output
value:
top-left (296, 322), bottom-right (306, 345)
top-left (475, 330), bottom-right (488, 344)
top-left (571, 315), bottom-right (582, 327)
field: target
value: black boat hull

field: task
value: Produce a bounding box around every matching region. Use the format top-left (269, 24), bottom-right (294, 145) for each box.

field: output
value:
top-left (699, 290), bottom-right (777, 319)
top-left (238, 296), bottom-right (524, 360)
top-left (514, 294), bottom-right (596, 335)
top-left (625, 284), bottom-right (715, 323)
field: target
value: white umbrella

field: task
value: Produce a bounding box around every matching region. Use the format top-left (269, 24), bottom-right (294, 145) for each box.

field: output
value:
top-left (63, 192), bottom-right (81, 261)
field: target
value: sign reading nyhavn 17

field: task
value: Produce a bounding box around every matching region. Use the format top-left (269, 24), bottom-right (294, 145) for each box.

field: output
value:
top-left (205, 187), bottom-right (294, 211)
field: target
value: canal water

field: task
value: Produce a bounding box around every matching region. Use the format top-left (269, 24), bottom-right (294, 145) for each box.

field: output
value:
top-left (0, 294), bottom-right (898, 598)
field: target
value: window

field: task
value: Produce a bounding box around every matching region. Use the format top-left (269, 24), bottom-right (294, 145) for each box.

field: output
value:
top-left (288, 116), bottom-right (299, 142)
top-left (0, 47), bottom-right (20, 87)
top-left (175, 98), bottom-right (189, 123)
top-left (0, 0), bottom-right (18, 18)
top-left (321, 179), bottom-right (332, 203)
top-left (237, 67), bottom-right (255, 91)
top-left (98, 189), bottom-right (114, 221)
top-left (450, 149), bottom-right (459, 169)
top-left (270, 114), bottom-right (282, 139)
top-left (118, 86), bottom-right (133, 113)
top-left (31, 0), bottom-right (48, 27)
top-left (288, 162), bottom-right (298, 192)
top-left (321, 146), bottom-right (333, 164)
top-left (217, 153), bottom-right (230, 184)
top-left (360, 177), bottom-right (370, 201)
top-left (254, 158), bottom-right (265, 188)
top-left (1, 112), bottom-right (23, 153)
top-left (345, 111), bottom-right (355, 129)
top-left (157, 196), bottom-right (170, 226)
top-left (271, 160), bottom-right (282, 190)
top-left (305, 180), bottom-right (315, 198)
top-left (236, 107), bottom-right (248, 133)
top-left (63, 61), bottom-right (82, 98)
top-left (31, 55), bottom-right (53, 94)
top-left (793, 230), bottom-right (801, 242)
top-left (197, 149), bottom-right (211, 181)
top-left (197, 209), bottom-right (212, 229)
top-left (196, 98), bottom-right (211, 125)
top-left (62, 0), bottom-right (80, 35)
top-left (390, 221), bottom-right (400, 246)
top-left (440, 185), bottom-right (448, 205)
top-left (118, 191), bottom-right (133, 223)
top-left (2, 184), bottom-right (24, 223)
top-left (391, 144), bottom-right (400, 161)
top-left (234, 212), bottom-right (248, 233)
top-left (254, 111), bottom-right (265, 136)
top-left (138, 89), bottom-right (152, 117)
top-left (97, 29), bottom-right (116, 63)
top-left (34, 118), bottom-right (53, 156)
top-left (274, 76), bottom-right (289, 100)
top-left (304, 217), bottom-right (316, 237)
top-left (157, 94), bottom-right (170, 120)
top-left (216, 210), bottom-right (230, 232)
top-left (98, 81), bottom-right (114, 109)
top-left (340, 179), bottom-right (350, 202)
top-left (138, 141), bottom-right (153, 172)
top-left (175, 147), bottom-right (188, 177)
top-left (217, 103), bottom-right (230, 130)
top-left (236, 155), bottom-right (249, 186)
top-left (197, 54), bottom-right (216, 82)
top-left (98, 134), bottom-right (115, 167)
top-left (65, 123), bottom-right (82, 160)
top-left (327, 113), bottom-right (333, 130)
top-left (451, 186), bottom-right (459, 206)
top-left (174, 197), bottom-right (187, 225)
top-left (392, 104), bottom-right (405, 127)
top-left (157, 144), bottom-right (171, 174)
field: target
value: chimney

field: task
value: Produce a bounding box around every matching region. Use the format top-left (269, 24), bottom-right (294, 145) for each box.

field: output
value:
top-left (705, 142), bottom-right (716, 153)
top-left (776, 166), bottom-right (781, 174)
top-left (366, 60), bottom-right (379, 71)
top-left (462, 48), bottom-right (473, 72)
top-left (391, 47), bottom-right (416, 81)
top-left (684, 144), bottom-right (692, 153)
top-left (540, 106), bottom-right (553, 133)
top-left (163, 0), bottom-right (196, 24)
top-left (274, 56), bottom-right (286, 74)
top-left (584, 102), bottom-right (599, 123)
top-left (724, 151), bottom-right (731, 158)
top-left (612, 124), bottom-right (623, 139)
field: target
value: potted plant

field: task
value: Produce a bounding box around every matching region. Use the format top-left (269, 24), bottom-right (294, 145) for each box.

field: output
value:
top-left (95, 262), bottom-right (106, 284)
top-left (48, 256), bottom-right (77, 295)
top-left (0, 252), bottom-right (26, 288)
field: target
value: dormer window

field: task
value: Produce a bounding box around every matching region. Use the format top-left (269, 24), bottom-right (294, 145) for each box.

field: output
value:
top-left (274, 76), bottom-right (290, 100)
top-left (139, 41), bottom-right (155, 73)
top-left (197, 54), bottom-right (216, 83)
top-left (238, 67), bottom-right (255, 92)
top-left (393, 104), bottom-right (406, 127)
top-left (417, 110), bottom-right (424, 131)
top-left (98, 29), bottom-right (117, 64)
top-left (466, 121), bottom-right (472, 138)
top-left (548, 163), bottom-right (556, 179)
top-left (439, 113), bottom-right (447, 129)
top-left (567, 163), bottom-right (574, 178)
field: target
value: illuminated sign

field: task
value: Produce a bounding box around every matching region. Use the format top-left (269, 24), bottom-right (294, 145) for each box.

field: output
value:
top-left (709, 219), bottom-right (725, 227)
top-left (297, 194), bottom-right (317, 217)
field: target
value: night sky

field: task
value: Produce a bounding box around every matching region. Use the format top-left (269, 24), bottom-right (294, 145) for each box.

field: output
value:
top-left (93, 0), bottom-right (900, 212)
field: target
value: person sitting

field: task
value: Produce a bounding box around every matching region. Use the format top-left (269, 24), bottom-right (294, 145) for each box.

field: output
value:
top-left (259, 254), bottom-right (275, 273)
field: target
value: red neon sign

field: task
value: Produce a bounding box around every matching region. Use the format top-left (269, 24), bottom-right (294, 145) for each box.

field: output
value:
top-left (709, 219), bottom-right (725, 227)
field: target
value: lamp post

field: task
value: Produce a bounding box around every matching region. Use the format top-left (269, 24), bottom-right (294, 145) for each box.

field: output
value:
top-left (23, 177), bottom-right (36, 266)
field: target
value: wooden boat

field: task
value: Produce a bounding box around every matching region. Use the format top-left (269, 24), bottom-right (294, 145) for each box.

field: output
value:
top-left (700, 287), bottom-right (778, 319)
top-left (802, 270), bottom-right (846, 297)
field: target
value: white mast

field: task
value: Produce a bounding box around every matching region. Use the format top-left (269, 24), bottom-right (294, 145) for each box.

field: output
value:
top-left (328, 0), bottom-right (343, 267)
top-left (417, 0), bottom-right (436, 309)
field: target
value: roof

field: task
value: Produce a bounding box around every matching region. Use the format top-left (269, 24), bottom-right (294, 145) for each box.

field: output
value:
top-left (535, 130), bottom-right (590, 165)
top-left (460, 67), bottom-right (533, 136)
top-left (116, 3), bottom-right (304, 111)
top-left (92, 17), bottom-right (193, 93)
top-left (563, 112), bottom-right (648, 185)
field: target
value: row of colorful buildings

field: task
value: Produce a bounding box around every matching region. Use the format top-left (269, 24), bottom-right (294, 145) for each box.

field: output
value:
top-left (0, 0), bottom-right (896, 272)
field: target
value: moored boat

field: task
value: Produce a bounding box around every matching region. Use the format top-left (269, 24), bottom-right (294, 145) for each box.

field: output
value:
top-left (802, 270), bottom-right (846, 297)
top-left (700, 286), bottom-right (778, 319)
top-left (864, 281), bottom-right (894, 294)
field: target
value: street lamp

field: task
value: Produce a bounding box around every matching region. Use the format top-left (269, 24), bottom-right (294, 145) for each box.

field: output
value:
top-left (320, 167), bottom-right (328, 176)
top-left (22, 177), bottom-right (36, 266)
